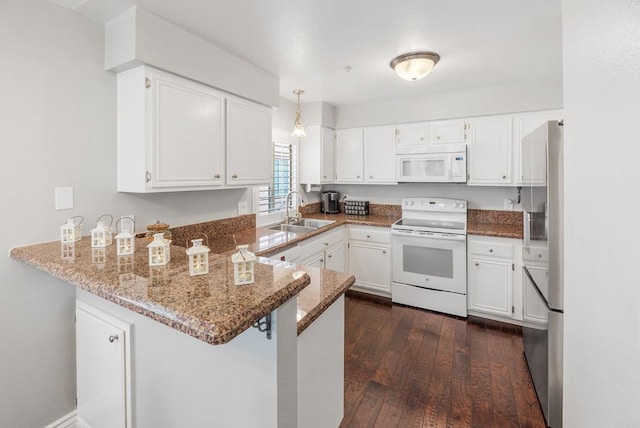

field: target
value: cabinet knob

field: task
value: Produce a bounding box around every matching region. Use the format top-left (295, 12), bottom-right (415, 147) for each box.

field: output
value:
top-left (366, 235), bottom-right (370, 238)
top-left (474, 262), bottom-right (479, 266)
top-left (232, 174), bottom-right (238, 179)
top-left (489, 249), bottom-right (494, 253)
top-left (328, 254), bottom-right (332, 258)
top-left (214, 173), bottom-right (221, 179)
top-left (436, 136), bottom-right (440, 140)
top-left (370, 175), bottom-right (374, 179)
top-left (320, 258), bottom-right (324, 263)
top-left (280, 256), bottom-right (286, 261)
top-left (382, 250), bottom-right (387, 254)
top-left (502, 175), bottom-right (506, 179)
top-left (538, 254), bottom-right (543, 258)
top-left (109, 335), bottom-right (119, 343)
top-left (357, 175), bottom-right (360, 178)
top-left (421, 137), bottom-right (425, 141)
top-left (323, 175), bottom-right (327, 178)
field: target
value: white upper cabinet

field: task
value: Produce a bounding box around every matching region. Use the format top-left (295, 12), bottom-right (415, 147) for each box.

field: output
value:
top-left (299, 126), bottom-right (335, 185)
top-left (226, 96), bottom-right (272, 185)
top-left (467, 116), bottom-right (513, 185)
top-left (429, 119), bottom-right (467, 144)
top-left (117, 66), bottom-right (226, 192)
top-left (395, 123), bottom-right (428, 151)
top-left (514, 110), bottom-right (562, 186)
top-left (364, 126), bottom-right (396, 184)
top-left (335, 129), bottom-right (364, 182)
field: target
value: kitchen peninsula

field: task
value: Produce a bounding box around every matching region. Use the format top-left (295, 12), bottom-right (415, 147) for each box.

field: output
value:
top-left (10, 214), bottom-right (356, 428)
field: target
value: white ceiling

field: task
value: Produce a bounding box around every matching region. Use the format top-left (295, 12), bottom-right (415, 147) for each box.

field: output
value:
top-left (75, 0), bottom-right (564, 106)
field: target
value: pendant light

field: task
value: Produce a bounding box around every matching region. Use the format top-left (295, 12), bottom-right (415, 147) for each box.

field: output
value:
top-left (390, 52), bottom-right (440, 81)
top-left (291, 89), bottom-right (307, 137)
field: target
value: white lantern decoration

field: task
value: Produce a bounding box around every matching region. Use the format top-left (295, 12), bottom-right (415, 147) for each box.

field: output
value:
top-left (91, 247), bottom-right (106, 268)
top-left (60, 216), bottom-right (82, 243)
top-left (115, 228), bottom-right (135, 256)
top-left (147, 233), bottom-right (171, 266)
top-left (91, 215), bottom-right (113, 248)
top-left (186, 239), bottom-right (210, 276)
top-left (117, 255), bottom-right (134, 274)
top-left (61, 242), bottom-right (76, 260)
top-left (232, 244), bottom-right (256, 285)
top-left (149, 265), bottom-right (168, 287)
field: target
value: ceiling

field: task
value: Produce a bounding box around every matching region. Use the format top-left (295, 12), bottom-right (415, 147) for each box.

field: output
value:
top-left (72, 0), bottom-right (564, 106)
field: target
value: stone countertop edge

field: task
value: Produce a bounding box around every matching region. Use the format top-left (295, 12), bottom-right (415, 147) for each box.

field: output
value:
top-left (297, 274), bottom-right (355, 336)
top-left (9, 245), bottom-right (310, 345)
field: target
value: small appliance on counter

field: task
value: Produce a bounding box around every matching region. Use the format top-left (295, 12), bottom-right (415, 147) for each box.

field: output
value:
top-left (321, 191), bottom-right (340, 214)
top-left (344, 200), bottom-right (369, 216)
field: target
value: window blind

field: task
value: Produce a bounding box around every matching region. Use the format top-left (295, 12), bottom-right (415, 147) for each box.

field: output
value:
top-left (259, 141), bottom-right (297, 216)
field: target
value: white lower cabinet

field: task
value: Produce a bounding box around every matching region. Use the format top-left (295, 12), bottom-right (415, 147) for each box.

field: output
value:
top-left (297, 227), bottom-right (346, 272)
top-left (76, 301), bottom-right (132, 428)
top-left (347, 226), bottom-right (391, 296)
top-left (467, 236), bottom-right (523, 323)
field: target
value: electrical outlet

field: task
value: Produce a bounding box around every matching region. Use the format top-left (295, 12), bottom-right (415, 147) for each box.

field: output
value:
top-left (120, 215), bottom-right (135, 232)
top-left (55, 187), bottom-right (74, 210)
top-left (238, 201), bottom-right (248, 215)
top-left (503, 199), bottom-right (514, 210)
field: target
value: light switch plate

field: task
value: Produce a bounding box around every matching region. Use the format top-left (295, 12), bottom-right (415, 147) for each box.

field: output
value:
top-left (237, 201), bottom-right (248, 215)
top-left (55, 187), bottom-right (74, 210)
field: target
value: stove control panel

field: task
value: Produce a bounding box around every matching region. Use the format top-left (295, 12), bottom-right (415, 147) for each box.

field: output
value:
top-left (402, 198), bottom-right (466, 213)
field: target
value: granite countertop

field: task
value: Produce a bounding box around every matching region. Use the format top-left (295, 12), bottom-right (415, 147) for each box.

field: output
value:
top-left (10, 238), bottom-right (311, 345)
top-left (9, 212), bottom-right (393, 344)
top-left (467, 209), bottom-right (524, 239)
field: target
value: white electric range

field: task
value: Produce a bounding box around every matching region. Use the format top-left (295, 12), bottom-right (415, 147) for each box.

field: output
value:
top-left (391, 197), bottom-right (468, 317)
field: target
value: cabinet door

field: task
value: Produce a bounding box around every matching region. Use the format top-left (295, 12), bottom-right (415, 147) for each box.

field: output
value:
top-left (396, 123), bottom-right (427, 150)
top-left (364, 127), bottom-right (396, 183)
top-left (301, 251), bottom-right (325, 269)
top-left (515, 110), bottom-right (561, 185)
top-left (321, 127), bottom-right (335, 183)
top-left (325, 243), bottom-right (345, 272)
top-left (76, 303), bottom-right (131, 428)
top-left (467, 117), bottom-right (513, 185)
top-left (299, 126), bottom-right (322, 185)
top-left (226, 97), bottom-right (272, 185)
top-left (348, 242), bottom-right (391, 292)
top-left (429, 119), bottom-right (467, 144)
top-left (149, 70), bottom-right (225, 188)
top-left (468, 257), bottom-right (513, 318)
top-left (335, 129), bottom-right (364, 182)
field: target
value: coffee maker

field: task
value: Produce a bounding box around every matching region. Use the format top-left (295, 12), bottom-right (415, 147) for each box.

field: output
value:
top-left (321, 191), bottom-right (340, 214)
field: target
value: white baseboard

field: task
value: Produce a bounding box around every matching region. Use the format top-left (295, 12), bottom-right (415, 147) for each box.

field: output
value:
top-left (44, 410), bottom-right (78, 428)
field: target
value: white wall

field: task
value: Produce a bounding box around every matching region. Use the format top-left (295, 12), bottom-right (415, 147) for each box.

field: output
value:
top-left (0, 1), bottom-right (250, 425)
top-left (335, 78), bottom-right (562, 129)
top-left (562, 0), bottom-right (640, 426)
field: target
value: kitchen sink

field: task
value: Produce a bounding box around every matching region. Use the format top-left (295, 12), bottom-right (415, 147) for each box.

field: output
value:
top-left (267, 224), bottom-right (317, 234)
top-left (289, 219), bottom-right (336, 228)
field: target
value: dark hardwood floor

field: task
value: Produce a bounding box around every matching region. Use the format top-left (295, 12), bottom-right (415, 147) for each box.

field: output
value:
top-left (341, 294), bottom-right (546, 428)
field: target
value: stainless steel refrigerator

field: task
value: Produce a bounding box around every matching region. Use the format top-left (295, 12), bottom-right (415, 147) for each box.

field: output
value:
top-left (521, 120), bottom-right (564, 428)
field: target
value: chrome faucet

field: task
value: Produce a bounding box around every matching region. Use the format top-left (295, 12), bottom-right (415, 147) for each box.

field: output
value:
top-left (284, 191), bottom-right (305, 224)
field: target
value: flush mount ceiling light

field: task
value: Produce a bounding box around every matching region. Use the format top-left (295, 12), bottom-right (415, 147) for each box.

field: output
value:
top-left (291, 89), bottom-right (306, 138)
top-left (390, 51), bottom-right (440, 81)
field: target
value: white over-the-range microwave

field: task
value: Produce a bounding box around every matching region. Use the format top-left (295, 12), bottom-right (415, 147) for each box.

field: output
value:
top-left (395, 143), bottom-right (467, 183)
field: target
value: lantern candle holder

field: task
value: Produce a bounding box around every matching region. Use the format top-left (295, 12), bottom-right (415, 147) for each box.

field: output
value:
top-left (186, 238), bottom-right (211, 276)
top-left (232, 244), bottom-right (256, 285)
top-left (115, 217), bottom-right (136, 256)
top-left (91, 214), bottom-right (113, 248)
top-left (60, 216), bottom-right (83, 243)
top-left (147, 233), bottom-right (171, 266)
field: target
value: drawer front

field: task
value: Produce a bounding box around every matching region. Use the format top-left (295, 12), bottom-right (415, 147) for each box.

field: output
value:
top-left (322, 227), bottom-right (345, 248)
top-left (348, 227), bottom-right (391, 244)
top-left (469, 240), bottom-right (513, 258)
